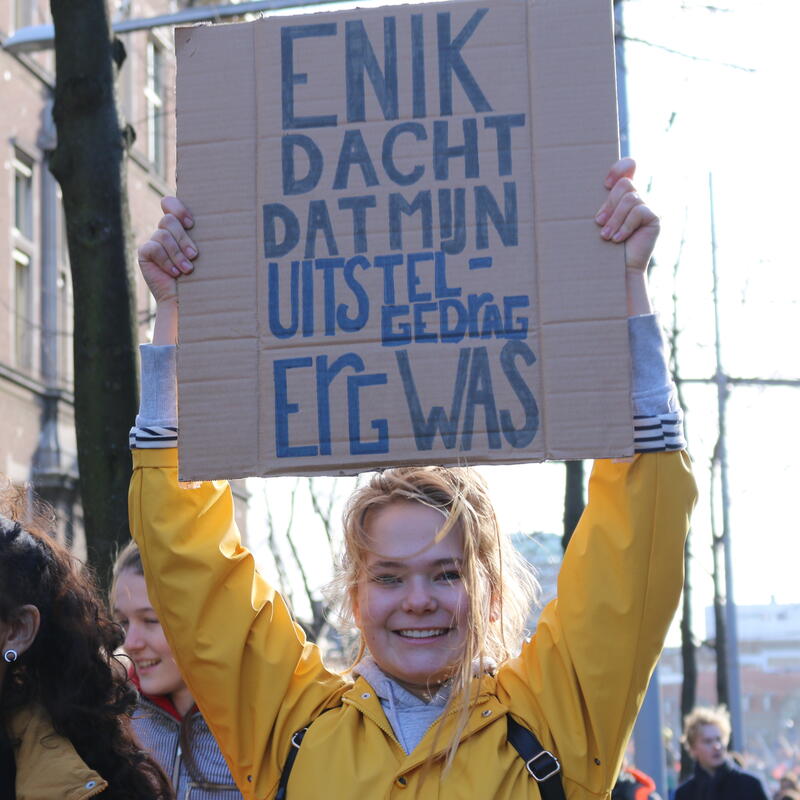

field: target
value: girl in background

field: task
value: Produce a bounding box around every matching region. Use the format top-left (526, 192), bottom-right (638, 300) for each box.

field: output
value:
top-left (112, 540), bottom-right (242, 798)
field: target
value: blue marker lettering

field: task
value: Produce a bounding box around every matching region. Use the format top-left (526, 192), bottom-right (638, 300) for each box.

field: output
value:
top-left (461, 346), bottom-right (501, 451)
top-left (346, 18), bottom-right (398, 122)
top-left (437, 10), bottom-right (492, 115)
top-left (348, 372), bottom-right (389, 454)
top-left (274, 357), bottom-right (317, 457)
top-left (475, 182), bottom-right (517, 249)
top-left (396, 348), bottom-right (470, 450)
top-left (281, 24), bottom-right (338, 129)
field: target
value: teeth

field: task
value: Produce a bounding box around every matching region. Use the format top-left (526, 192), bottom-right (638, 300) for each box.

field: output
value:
top-left (398, 629), bottom-right (447, 638)
top-left (138, 659), bottom-right (159, 668)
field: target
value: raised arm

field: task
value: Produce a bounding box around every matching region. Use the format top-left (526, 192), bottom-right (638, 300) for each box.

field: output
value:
top-left (130, 202), bottom-right (346, 798)
top-left (593, 156), bottom-right (659, 316)
top-left (497, 159), bottom-right (697, 797)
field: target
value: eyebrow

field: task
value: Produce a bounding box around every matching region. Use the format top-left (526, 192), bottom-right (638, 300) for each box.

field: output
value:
top-left (112, 606), bottom-right (155, 615)
top-left (368, 558), bottom-right (463, 570)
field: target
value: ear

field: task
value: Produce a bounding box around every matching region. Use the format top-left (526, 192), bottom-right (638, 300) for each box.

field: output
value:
top-left (488, 591), bottom-right (500, 624)
top-left (3, 604), bottom-right (41, 658)
top-left (351, 586), bottom-right (362, 627)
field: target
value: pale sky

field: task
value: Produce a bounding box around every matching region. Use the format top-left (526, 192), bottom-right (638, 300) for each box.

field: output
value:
top-left (621, 0), bottom-right (800, 628)
top-left (248, 0), bottom-right (800, 636)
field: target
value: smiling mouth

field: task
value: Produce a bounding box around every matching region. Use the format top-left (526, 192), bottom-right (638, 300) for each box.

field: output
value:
top-left (136, 659), bottom-right (160, 670)
top-left (395, 628), bottom-right (451, 639)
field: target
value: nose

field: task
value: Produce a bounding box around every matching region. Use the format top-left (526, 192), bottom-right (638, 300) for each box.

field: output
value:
top-left (401, 578), bottom-right (437, 614)
top-left (123, 622), bottom-right (145, 653)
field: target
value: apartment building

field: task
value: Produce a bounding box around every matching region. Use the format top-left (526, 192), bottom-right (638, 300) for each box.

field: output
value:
top-left (1, 0), bottom-right (252, 554)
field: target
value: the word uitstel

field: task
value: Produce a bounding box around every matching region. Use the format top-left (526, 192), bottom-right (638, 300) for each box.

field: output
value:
top-left (265, 251), bottom-right (530, 345)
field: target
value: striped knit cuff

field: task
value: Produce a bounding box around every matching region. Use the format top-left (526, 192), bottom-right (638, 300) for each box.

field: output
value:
top-left (129, 425), bottom-right (177, 449)
top-left (130, 343), bottom-right (178, 450)
top-left (633, 411), bottom-right (686, 453)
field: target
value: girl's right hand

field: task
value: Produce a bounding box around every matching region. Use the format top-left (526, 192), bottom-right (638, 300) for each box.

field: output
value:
top-left (137, 197), bottom-right (197, 305)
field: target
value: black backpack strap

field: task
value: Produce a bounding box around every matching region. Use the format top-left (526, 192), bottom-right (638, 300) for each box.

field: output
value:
top-left (276, 703), bottom-right (341, 800)
top-left (507, 715), bottom-right (566, 800)
top-left (275, 727), bottom-right (307, 800)
top-left (279, 710), bottom-right (564, 799)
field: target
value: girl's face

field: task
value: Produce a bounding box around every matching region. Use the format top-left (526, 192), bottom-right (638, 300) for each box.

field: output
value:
top-left (353, 501), bottom-right (469, 698)
top-left (112, 570), bottom-right (193, 715)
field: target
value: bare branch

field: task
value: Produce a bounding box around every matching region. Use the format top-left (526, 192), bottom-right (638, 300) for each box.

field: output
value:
top-left (307, 477), bottom-right (337, 561)
top-left (263, 485), bottom-right (294, 609)
top-left (285, 479), bottom-right (325, 636)
top-left (619, 34), bottom-right (755, 72)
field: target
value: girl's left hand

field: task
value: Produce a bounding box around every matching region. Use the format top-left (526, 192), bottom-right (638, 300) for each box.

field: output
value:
top-left (594, 157), bottom-right (660, 274)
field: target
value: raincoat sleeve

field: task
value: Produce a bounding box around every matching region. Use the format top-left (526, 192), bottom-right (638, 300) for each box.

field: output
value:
top-left (128, 345), bottom-right (346, 800)
top-left (497, 315), bottom-right (698, 798)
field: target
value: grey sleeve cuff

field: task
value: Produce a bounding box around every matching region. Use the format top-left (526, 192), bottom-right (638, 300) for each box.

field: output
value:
top-left (629, 314), bottom-right (686, 452)
top-left (129, 344), bottom-right (178, 449)
top-left (628, 314), bottom-right (678, 417)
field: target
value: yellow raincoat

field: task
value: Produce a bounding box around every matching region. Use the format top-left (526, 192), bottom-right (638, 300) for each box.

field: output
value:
top-left (7, 705), bottom-right (107, 799)
top-left (130, 447), bottom-right (695, 800)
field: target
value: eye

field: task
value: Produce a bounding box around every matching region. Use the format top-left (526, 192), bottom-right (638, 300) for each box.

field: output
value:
top-left (371, 574), bottom-right (400, 585)
top-left (436, 570), bottom-right (462, 583)
top-left (144, 616), bottom-right (161, 625)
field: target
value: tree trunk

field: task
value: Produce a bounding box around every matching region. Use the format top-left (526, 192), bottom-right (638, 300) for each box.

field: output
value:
top-left (709, 452), bottom-right (730, 715)
top-left (712, 534), bottom-right (729, 708)
top-left (562, 460), bottom-right (585, 551)
top-left (679, 533), bottom-right (697, 781)
top-left (49, 0), bottom-right (137, 589)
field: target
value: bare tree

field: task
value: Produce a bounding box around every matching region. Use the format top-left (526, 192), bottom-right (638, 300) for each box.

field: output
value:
top-left (664, 223), bottom-right (700, 780)
top-left (49, 0), bottom-right (138, 587)
top-left (263, 486), bottom-right (295, 609)
top-left (283, 480), bottom-right (327, 638)
top-left (562, 461), bottom-right (585, 551)
top-left (307, 476), bottom-right (340, 564)
top-left (709, 456), bottom-right (730, 709)
top-left (259, 476), bottom-right (361, 643)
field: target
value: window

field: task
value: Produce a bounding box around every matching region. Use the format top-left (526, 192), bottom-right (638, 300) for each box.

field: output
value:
top-left (13, 152), bottom-right (34, 240)
top-left (14, 0), bottom-right (35, 31)
top-left (58, 203), bottom-right (74, 386)
top-left (14, 251), bottom-right (33, 370)
top-left (57, 269), bottom-right (74, 385)
top-left (117, 33), bottom-right (135, 134)
top-left (145, 39), bottom-right (166, 176)
top-left (12, 149), bottom-right (37, 373)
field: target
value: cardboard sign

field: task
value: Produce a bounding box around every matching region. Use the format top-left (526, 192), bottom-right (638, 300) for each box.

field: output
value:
top-left (175, 0), bottom-right (633, 480)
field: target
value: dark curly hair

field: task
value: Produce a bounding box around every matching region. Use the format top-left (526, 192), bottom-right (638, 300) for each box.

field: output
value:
top-left (0, 481), bottom-right (173, 799)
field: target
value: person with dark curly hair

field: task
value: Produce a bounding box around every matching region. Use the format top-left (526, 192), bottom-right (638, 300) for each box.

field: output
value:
top-left (0, 481), bottom-right (174, 799)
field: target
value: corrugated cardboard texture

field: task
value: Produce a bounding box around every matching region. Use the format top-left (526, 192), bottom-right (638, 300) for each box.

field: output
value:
top-left (175, 0), bottom-right (633, 480)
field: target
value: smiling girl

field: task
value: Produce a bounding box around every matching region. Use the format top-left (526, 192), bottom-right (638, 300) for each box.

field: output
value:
top-left (111, 542), bottom-right (243, 798)
top-left (128, 159), bottom-right (697, 799)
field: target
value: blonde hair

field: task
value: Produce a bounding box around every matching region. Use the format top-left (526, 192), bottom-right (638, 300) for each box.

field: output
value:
top-left (681, 705), bottom-right (731, 750)
top-left (330, 465), bottom-right (540, 769)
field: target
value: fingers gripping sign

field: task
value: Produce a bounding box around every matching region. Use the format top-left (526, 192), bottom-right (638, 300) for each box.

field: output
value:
top-left (137, 197), bottom-right (198, 306)
top-left (594, 157), bottom-right (660, 275)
